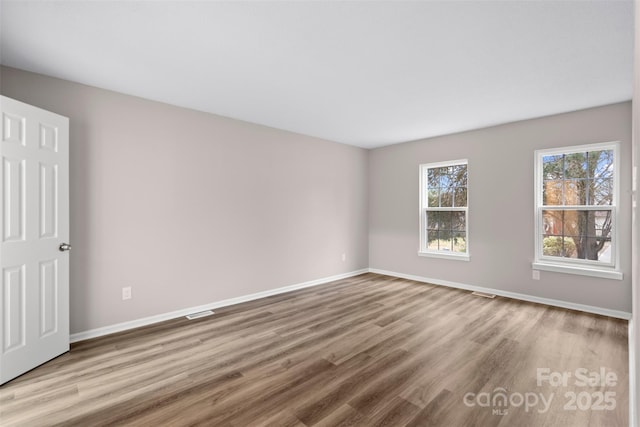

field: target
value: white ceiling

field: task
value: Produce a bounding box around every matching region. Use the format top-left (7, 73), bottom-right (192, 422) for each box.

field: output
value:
top-left (0, 1), bottom-right (633, 149)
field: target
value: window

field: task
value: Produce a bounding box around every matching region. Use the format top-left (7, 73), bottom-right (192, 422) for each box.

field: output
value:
top-left (533, 142), bottom-right (621, 279)
top-left (419, 160), bottom-right (468, 260)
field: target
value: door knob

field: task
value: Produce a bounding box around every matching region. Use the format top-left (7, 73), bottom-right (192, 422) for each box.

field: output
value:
top-left (59, 243), bottom-right (71, 252)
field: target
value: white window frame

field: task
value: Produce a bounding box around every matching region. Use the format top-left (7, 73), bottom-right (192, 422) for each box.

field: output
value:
top-left (532, 141), bottom-right (622, 280)
top-left (418, 159), bottom-right (469, 261)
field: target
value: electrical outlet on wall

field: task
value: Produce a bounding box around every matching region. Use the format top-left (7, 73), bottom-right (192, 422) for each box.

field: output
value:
top-left (532, 270), bottom-right (540, 280)
top-left (122, 286), bottom-right (132, 300)
top-left (341, 253), bottom-right (346, 262)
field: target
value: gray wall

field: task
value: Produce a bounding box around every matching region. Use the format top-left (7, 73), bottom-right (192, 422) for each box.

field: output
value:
top-left (369, 102), bottom-right (632, 313)
top-left (0, 66), bottom-right (369, 334)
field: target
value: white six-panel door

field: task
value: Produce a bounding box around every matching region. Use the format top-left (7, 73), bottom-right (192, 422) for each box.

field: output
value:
top-left (0, 96), bottom-right (69, 385)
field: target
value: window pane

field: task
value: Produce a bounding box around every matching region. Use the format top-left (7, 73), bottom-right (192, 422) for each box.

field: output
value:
top-left (543, 180), bottom-right (563, 205)
top-left (541, 209), bottom-right (612, 262)
top-left (427, 169), bottom-right (439, 188)
top-left (438, 236), bottom-right (453, 252)
top-left (438, 167), bottom-right (450, 187)
top-left (425, 164), bottom-right (468, 208)
top-left (452, 232), bottom-right (466, 253)
top-left (589, 237), bottom-right (611, 263)
top-left (564, 152), bottom-right (587, 178)
top-left (427, 212), bottom-right (439, 230)
top-left (451, 211), bottom-right (466, 231)
top-left (542, 150), bottom-right (614, 208)
top-left (427, 189), bottom-right (439, 207)
top-left (438, 211), bottom-right (452, 230)
top-left (454, 187), bottom-right (467, 207)
top-left (542, 210), bottom-right (565, 235)
top-left (452, 165), bottom-right (468, 186)
top-left (427, 230), bottom-right (439, 250)
top-left (591, 150), bottom-right (614, 179)
top-left (563, 179), bottom-right (588, 205)
top-left (542, 236), bottom-right (576, 258)
top-left (591, 178), bottom-right (613, 205)
top-left (440, 188), bottom-right (453, 207)
top-left (592, 210), bottom-right (612, 238)
top-left (564, 211), bottom-right (583, 237)
top-left (543, 154), bottom-right (564, 180)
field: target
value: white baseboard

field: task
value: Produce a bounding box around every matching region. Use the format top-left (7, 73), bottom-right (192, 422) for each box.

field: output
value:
top-left (369, 268), bottom-right (632, 320)
top-left (70, 269), bottom-right (369, 343)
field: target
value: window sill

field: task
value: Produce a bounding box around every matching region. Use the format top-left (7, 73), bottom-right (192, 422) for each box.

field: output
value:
top-left (418, 251), bottom-right (470, 261)
top-left (532, 262), bottom-right (623, 280)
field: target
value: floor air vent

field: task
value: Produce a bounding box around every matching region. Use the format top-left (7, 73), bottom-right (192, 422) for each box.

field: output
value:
top-left (186, 310), bottom-right (215, 320)
top-left (471, 291), bottom-right (496, 299)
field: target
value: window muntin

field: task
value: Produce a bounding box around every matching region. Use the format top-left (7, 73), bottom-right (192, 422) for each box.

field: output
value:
top-left (535, 143), bottom-right (618, 270)
top-left (419, 160), bottom-right (468, 258)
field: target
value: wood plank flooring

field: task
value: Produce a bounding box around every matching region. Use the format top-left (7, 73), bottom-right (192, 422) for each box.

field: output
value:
top-left (0, 273), bottom-right (629, 426)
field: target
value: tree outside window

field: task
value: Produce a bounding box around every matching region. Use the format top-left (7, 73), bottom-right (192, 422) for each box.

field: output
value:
top-left (537, 143), bottom-right (617, 268)
top-left (419, 160), bottom-right (468, 259)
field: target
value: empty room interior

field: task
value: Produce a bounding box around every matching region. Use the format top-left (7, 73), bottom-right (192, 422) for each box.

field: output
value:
top-left (0, 1), bottom-right (639, 426)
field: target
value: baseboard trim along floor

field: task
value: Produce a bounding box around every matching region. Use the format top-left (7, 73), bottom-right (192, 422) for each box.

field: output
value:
top-left (368, 268), bottom-right (632, 320)
top-left (70, 268), bottom-right (369, 343)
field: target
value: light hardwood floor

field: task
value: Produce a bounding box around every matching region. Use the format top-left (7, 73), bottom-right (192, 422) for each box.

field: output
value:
top-left (0, 273), bottom-right (629, 426)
